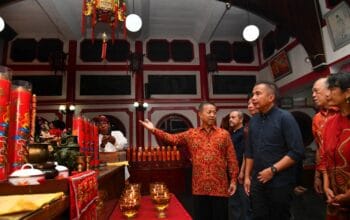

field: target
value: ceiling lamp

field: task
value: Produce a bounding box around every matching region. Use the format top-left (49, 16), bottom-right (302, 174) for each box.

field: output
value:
top-left (242, 1), bottom-right (260, 42)
top-left (126, 14), bottom-right (142, 32)
top-left (0, 17), bottom-right (5, 32)
top-left (126, 0), bottom-right (142, 32)
top-left (243, 25), bottom-right (260, 42)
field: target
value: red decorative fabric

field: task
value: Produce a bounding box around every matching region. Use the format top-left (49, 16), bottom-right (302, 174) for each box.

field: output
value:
top-left (69, 170), bottom-right (98, 220)
top-left (110, 195), bottom-right (192, 220)
top-left (154, 126), bottom-right (238, 197)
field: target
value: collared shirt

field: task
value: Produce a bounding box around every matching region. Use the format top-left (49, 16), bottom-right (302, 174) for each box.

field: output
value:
top-left (153, 126), bottom-right (239, 197)
top-left (312, 107), bottom-right (339, 148)
top-left (231, 127), bottom-right (245, 167)
top-left (246, 106), bottom-right (304, 187)
top-left (99, 131), bottom-right (128, 152)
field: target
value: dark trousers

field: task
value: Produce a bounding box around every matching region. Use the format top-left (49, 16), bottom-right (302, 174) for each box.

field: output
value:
top-left (251, 180), bottom-right (293, 220)
top-left (193, 195), bottom-right (228, 220)
top-left (229, 183), bottom-right (252, 220)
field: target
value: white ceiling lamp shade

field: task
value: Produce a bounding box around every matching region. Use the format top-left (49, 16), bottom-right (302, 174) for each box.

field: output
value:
top-left (0, 16), bottom-right (5, 32)
top-left (243, 24), bottom-right (260, 42)
top-left (125, 14), bottom-right (142, 32)
top-left (242, 0), bottom-right (260, 42)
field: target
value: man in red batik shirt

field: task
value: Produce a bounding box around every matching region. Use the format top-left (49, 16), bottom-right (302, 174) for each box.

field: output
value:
top-left (311, 77), bottom-right (338, 194)
top-left (139, 102), bottom-right (239, 220)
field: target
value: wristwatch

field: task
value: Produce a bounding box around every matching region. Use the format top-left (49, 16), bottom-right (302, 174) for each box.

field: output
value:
top-left (270, 165), bottom-right (278, 175)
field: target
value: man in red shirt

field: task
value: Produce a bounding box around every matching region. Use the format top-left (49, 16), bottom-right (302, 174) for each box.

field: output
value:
top-left (139, 102), bottom-right (238, 220)
top-left (312, 77), bottom-right (338, 194)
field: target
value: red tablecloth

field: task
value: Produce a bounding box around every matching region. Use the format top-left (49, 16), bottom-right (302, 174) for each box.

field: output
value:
top-left (110, 195), bottom-right (192, 220)
top-left (69, 171), bottom-right (98, 220)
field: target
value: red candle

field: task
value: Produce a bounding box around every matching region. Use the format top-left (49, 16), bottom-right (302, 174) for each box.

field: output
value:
top-left (132, 147), bottom-right (136, 162)
top-left (73, 115), bottom-right (85, 152)
top-left (176, 150), bottom-right (181, 161)
top-left (142, 150), bottom-right (147, 162)
top-left (8, 80), bottom-right (32, 173)
top-left (152, 150), bottom-right (157, 161)
top-left (0, 67), bottom-right (11, 181)
top-left (93, 123), bottom-right (99, 167)
top-left (162, 149), bottom-right (166, 162)
top-left (126, 147), bottom-right (131, 161)
top-left (84, 118), bottom-right (90, 156)
top-left (137, 150), bottom-right (142, 162)
top-left (147, 151), bottom-right (152, 161)
top-left (171, 150), bottom-right (176, 161)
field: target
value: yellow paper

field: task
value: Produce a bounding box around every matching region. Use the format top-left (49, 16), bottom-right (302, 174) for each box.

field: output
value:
top-left (0, 192), bottom-right (64, 216)
top-left (106, 160), bottom-right (129, 167)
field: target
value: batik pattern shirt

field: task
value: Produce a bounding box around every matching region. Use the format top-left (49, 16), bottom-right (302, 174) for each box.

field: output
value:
top-left (153, 126), bottom-right (239, 197)
top-left (312, 107), bottom-right (338, 148)
top-left (317, 114), bottom-right (350, 218)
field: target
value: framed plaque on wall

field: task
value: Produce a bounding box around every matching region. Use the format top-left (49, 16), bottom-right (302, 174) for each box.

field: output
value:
top-left (325, 1), bottom-right (350, 51)
top-left (269, 50), bottom-right (292, 81)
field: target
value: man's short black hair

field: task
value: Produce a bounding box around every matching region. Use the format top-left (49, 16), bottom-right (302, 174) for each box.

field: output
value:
top-left (198, 102), bottom-right (216, 112)
top-left (254, 81), bottom-right (280, 104)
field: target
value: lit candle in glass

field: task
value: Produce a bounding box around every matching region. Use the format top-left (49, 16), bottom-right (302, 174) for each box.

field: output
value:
top-left (93, 122), bottom-right (99, 167)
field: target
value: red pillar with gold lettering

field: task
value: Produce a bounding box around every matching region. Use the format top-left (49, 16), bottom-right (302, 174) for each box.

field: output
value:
top-left (8, 80), bottom-right (32, 173)
top-left (0, 67), bottom-right (11, 181)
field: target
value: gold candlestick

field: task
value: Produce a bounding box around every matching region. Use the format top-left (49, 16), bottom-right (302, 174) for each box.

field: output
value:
top-left (30, 94), bottom-right (36, 143)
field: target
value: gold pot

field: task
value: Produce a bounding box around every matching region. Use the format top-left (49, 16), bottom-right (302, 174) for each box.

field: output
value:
top-left (28, 143), bottom-right (49, 164)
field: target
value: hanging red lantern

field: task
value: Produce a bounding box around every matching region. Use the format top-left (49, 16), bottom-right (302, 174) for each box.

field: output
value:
top-left (82, 0), bottom-right (127, 42)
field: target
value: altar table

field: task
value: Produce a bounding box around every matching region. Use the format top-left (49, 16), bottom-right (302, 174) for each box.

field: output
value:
top-left (110, 194), bottom-right (192, 220)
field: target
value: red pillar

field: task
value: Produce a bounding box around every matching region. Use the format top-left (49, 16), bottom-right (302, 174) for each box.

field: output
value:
top-left (199, 43), bottom-right (209, 101)
top-left (134, 41), bottom-right (144, 148)
top-left (66, 40), bottom-right (77, 129)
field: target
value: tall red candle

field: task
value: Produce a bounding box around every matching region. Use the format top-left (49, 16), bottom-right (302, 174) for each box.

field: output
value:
top-left (8, 80), bottom-right (32, 173)
top-left (88, 121), bottom-right (94, 167)
top-left (73, 115), bottom-right (85, 152)
top-left (93, 123), bottom-right (99, 167)
top-left (0, 67), bottom-right (11, 181)
top-left (84, 118), bottom-right (90, 156)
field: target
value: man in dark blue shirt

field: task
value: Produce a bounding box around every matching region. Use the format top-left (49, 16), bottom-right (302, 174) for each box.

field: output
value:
top-left (228, 110), bottom-right (251, 220)
top-left (244, 82), bottom-right (304, 220)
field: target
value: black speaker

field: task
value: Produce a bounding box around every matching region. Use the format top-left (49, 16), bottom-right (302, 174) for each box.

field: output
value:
top-left (206, 54), bottom-right (218, 73)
